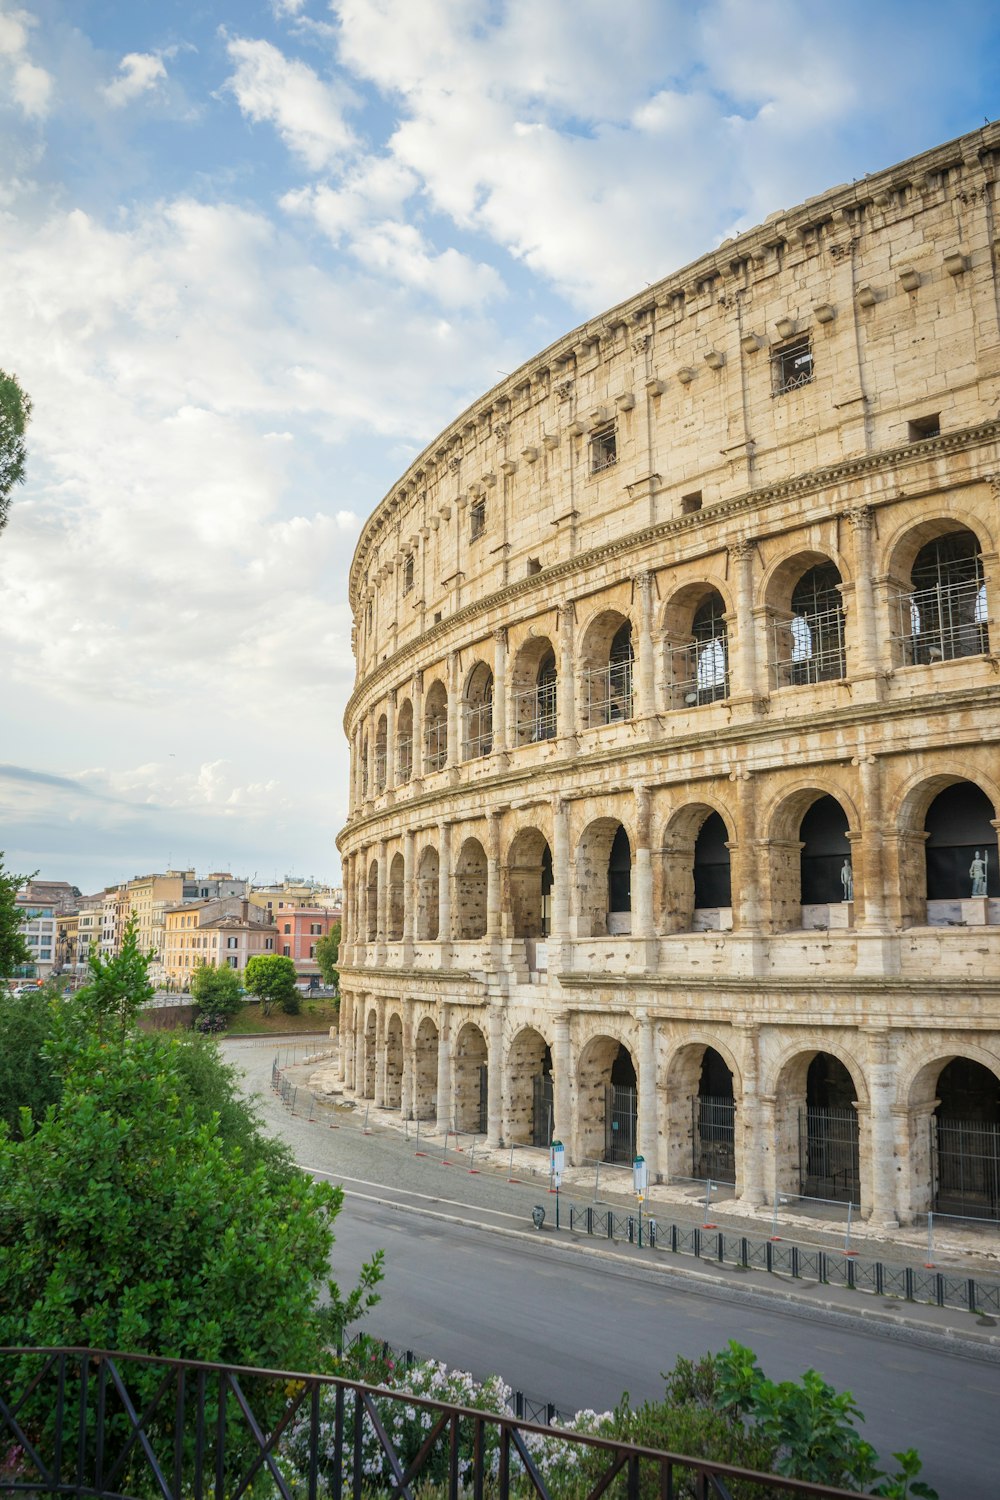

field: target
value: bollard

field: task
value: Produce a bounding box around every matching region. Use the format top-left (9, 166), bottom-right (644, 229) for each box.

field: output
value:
top-left (924, 1211), bottom-right (935, 1268)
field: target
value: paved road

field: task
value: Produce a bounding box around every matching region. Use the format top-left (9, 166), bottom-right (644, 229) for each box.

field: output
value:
top-left (225, 1037), bottom-right (1000, 1499)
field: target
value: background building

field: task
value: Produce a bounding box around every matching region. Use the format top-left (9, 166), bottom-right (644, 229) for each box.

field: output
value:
top-left (336, 126), bottom-right (1000, 1232)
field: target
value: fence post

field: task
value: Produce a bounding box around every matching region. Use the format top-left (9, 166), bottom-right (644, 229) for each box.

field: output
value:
top-left (741, 1236), bottom-right (749, 1269)
top-left (514, 1392), bottom-right (524, 1420)
top-left (847, 1258), bottom-right (856, 1290)
top-left (905, 1266), bottom-right (914, 1301)
top-left (791, 1246), bottom-right (799, 1279)
top-left (607, 1213), bottom-right (614, 1241)
top-left (693, 1227), bottom-right (701, 1260)
top-left (875, 1261), bottom-right (884, 1296)
top-left (670, 1223), bottom-right (678, 1254)
top-left (717, 1232), bottom-right (724, 1264)
top-left (765, 1241), bottom-right (773, 1274)
top-left (936, 1273), bottom-right (945, 1308)
top-left (587, 1207), bottom-right (594, 1235)
top-left (649, 1218), bottom-right (657, 1249)
top-left (818, 1250), bottom-right (827, 1284)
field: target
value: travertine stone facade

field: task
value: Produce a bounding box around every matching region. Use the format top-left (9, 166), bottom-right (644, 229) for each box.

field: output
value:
top-left (337, 127), bottom-right (1000, 1229)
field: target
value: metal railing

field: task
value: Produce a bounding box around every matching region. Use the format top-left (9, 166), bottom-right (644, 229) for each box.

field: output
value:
top-left (770, 606), bottom-right (846, 686)
top-left (891, 577), bottom-right (989, 664)
top-left (373, 751), bottom-right (387, 793)
top-left (667, 638), bottom-right (729, 707)
top-left (423, 719), bottom-right (447, 772)
top-left (463, 702), bottom-right (493, 759)
top-left (582, 660), bottom-right (633, 726)
top-left (513, 683), bottom-right (557, 744)
top-left (395, 734), bottom-right (412, 783)
top-left (0, 1346), bottom-right (868, 1500)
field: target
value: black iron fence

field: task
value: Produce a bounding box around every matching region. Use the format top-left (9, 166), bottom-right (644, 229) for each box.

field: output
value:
top-left (563, 1206), bottom-right (1000, 1316)
top-left (0, 1346), bottom-right (868, 1500)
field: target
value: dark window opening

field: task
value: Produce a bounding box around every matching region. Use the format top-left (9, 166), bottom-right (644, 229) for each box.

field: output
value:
top-left (902, 531), bottom-right (988, 664)
top-left (470, 496), bottom-right (486, 540)
top-left (694, 812), bottom-right (732, 907)
top-left (608, 825), bottom-right (632, 913)
top-left (682, 490), bottom-right (703, 514)
top-left (908, 413), bottom-right (940, 441)
top-left (800, 796), bottom-right (851, 905)
top-left (590, 422), bottom-right (617, 473)
top-left (402, 555), bottom-right (414, 594)
top-left (925, 782), bottom-right (999, 899)
top-left (773, 336), bottom-right (813, 395)
top-left (788, 564), bottom-right (845, 683)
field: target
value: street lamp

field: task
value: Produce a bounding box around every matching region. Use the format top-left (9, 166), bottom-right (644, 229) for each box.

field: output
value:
top-left (550, 1139), bottom-right (565, 1229)
top-left (633, 1154), bottom-right (648, 1247)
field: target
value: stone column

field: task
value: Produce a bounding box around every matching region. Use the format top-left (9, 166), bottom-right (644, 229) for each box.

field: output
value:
top-left (865, 1027), bottom-right (899, 1228)
top-left (729, 538), bottom-right (758, 701)
top-left (400, 1006), bottom-right (414, 1120)
top-left (557, 601), bottom-right (577, 740)
top-left (357, 851), bottom-right (369, 951)
top-left (485, 809), bottom-right (502, 942)
top-left (632, 785), bottom-right (654, 939)
top-left (354, 1001), bottom-right (366, 1098)
top-left (375, 837), bottom-right (387, 962)
top-left (402, 828), bottom-right (415, 956)
top-left (729, 768), bottom-right (760, 932)
top-left (339, 991), bottom-right (353, 1086)
top-left (446, 650), bottom-right (461, 769)
top-left (551, 796), bottom-right (570, 967)
top-left (374, 1000), bottom-right (387, 1107)
top-left (435, 1003), bottom-right (453, 1133)
top-left (552, 1012), bottom-right (573, 1158)
top-left (366, 713), bottom-right (376, 804)
top-left (385, 689), bottom-right (397, 794)
top-left (854, 750), bottom-right (889, 931)
top-left (737, 1024), bottom-right (766, 1206)
top-left (353, 727), bottom-right (364, 810)
top-left (634, 570), bottom-right (656, 720)
top-left (636, 1010), bottom-right (660, 1179)
top-left (492, 628), bottom-right (508, 754)
top-left (438, 820), bottom-right (452, 966)
top-left (487, 1004), bottom-right (504, 1147)
top-left (411, 671), bottom-right (424, 783)
top-left (341, 854), bottom-right (352, 959)
top-left (847, 505), bottom-right (879, 683)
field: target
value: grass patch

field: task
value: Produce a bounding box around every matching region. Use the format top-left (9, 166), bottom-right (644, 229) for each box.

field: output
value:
top-left (227, 1001), bottom-right (339, 1036)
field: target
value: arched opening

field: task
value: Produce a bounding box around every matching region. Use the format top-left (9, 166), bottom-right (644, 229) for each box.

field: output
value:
top-left (396, 698), bottom-right (413, 783)
top-left (385, 1013), bottom-right (403, 1109)
top-left (413, 1016), bottom-right (438, 1120)
top-left (661, 804), bottom-right (734, 934)
top-left (774, 1050), bottom-right (862, 1206)
top-left (924, 782), bottom-right (999, 911)
top-left (453, 1022), bottom-right (488, 1133)
top-left (507, 1028), bottom-right (552, 1146)
top-left (506, 828), bottom-right (553, 939)
top-left (580, 612), bottom-right (633, 727)
top-left (423, 680), bottom-right (448, 773)
top-left (366, 860), bottom-right (378, 943)
top-left (608, 825), bottom-right (632, 933)
top-left (771, 561), bottom-right (845, 687)
top-left (693, 812), bottom-right (732, 925)
top-left (387, 853), bottom-right (404, 942)
top-left (668, 590), bottom-right (729, 707)
top-left (576, 818), bottom-right (631, 936)
top-left (896, 529), bottom-right (989, 665)
top-left (415, 847), bottom-right (439, 941)
top-left (363, 1007), bottom-right (377, 1099)
top-left (512, 638), bottom-right (558, 745)
top-left (800, 795), bottom-right (853, 924)
top-left (454, 838), bottom-right (487, 939)
top-left (665, 1043), bottom-right (737, 1185)
top-left (463, 662), bottom-right (494, 760)
top-left (361, 735), bottom-right (370, 799)
top-left (933, 1059), bottom-right (1000, 1218)
top-left (577, 1037), bottom-right (637, 1164)
top-left (374, 715), bottom-right (387, 793)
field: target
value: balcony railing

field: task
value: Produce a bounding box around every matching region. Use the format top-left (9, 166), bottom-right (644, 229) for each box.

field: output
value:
top-left (891, 577), bottom-right (989, 664)
top-left (0, 1346), bottom-right (866, 1500)
top-left (463, 702), bottom-right (493, 759)
top-left (513, 683), bottom-right (557, 744)
top-left (373, 751), bottom-right (387, 792)
top-left (770, 606), bottom-right (846, 686)
top-left (395, 734), bottom-right (412, 783)
top-left (424, 719), bottom-right (448, 772)
top-left (582, 661), bottom-right (632, 726)
top-left (668, 638), bottom-right (729, 707)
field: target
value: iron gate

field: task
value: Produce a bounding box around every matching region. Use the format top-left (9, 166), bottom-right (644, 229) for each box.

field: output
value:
top-left (605, 1083), bottom-right (637, 1164)
top-left (933, 1116), bottom-right (1000, 1218)
top-left (799, 1106), bottom-right (859, 1203)
top-left (477, 1064), bottom-right (488, 1135)
top-left (693, 1094), bottom-right (736, 1183)
top-left (532, 1073), bottom-right (553, 1148)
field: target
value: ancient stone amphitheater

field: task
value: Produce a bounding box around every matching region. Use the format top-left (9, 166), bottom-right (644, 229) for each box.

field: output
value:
top-left (336, 124), bottom-right (1000, 1230)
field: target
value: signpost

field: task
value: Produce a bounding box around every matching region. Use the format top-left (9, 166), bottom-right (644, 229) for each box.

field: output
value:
top-left (551, 1139), bottom-right (565, 1229)
top-left (633, 1154), bottom-right (647, 1247)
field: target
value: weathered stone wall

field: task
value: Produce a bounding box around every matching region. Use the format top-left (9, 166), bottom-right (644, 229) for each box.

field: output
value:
top-left (337, 126), bottom-right (1000, 1231)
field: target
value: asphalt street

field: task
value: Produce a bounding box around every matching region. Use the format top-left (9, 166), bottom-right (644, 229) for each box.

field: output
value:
top-left (225, 1036), bottom-right (1000, 1499)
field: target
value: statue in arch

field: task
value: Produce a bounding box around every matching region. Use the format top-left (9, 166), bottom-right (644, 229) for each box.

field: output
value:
top-left (969, 850), bottom-right (988, 899)
top-left (840, 857), bottom-right (854, 903)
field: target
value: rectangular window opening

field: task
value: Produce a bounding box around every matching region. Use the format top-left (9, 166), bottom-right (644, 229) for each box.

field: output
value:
top-left (526, 556), bottom-right (542, 576)
top-left (470, 496), bottom-right (486, 540)
top-left (590, 422), bottom-right (617, 474)
top-left (402, 555), bottom-right (414, 594)
top-left (681, 491), bottom-right (703, 514)
top-left (908, 413), bottom-right (940, 441)
top-left (773, 336), bottom-right (813, 395)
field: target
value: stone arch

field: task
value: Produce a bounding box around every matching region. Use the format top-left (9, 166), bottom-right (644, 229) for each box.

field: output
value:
top-left (893, 771), bottom-right (1000, 925)
top-left (886, 520), bottom-right (991, 667)
top-left (415, 845), bottom-right (440, 940)
top-left (363, 1005), bottom-right (377, 1099)
top-left (578, 609), bottom-right (634, 727)
top-left (453, 1020), bottom-right (488, 1133)
top-left (576, 816), bottom-right (632, 936)
top-left (511, 635), bottom-right (557, 745)
top-left (413, 1014), bottom-right (438, 1120)
top-left (761, 784), bottom-right (859, 931)
top-left (772, 1045), bottom-right (868, 1208)
top-left (506, 1026), bottom-right (552, 1146)
top-left (366, 859), bottom-right (378, 943)
top-left (762, 548), bottom-right (848, 689)
top-left (903, 1048), bottom-right (1000, 1218)
top-left (387, 852), bottom-right (404, 942)
top-left (396, 697), bottom-right (413, 783)
top-left (661, 580), bottom-right (733, 709)
top-left (374, 714), bottom-right (387, 793)
top-left (664, 1040), bottom-right (741, 1185)
top-left (576, 1034), bottom-right (637, 1164)
top-left (882, 511), bottom-right (995, 591)
top-left (454, 837), bottom-right (487, 939)
top-left (463, 660), bottom-right (494, 759)
top-left (505, 826), bottom-right (553, 938)
top-left (423, 678), bottom-right (448, 772)
top-left (660, 801), bottom-right (735, 934)
top-left (385, 1011), bottom-right (403, 1109)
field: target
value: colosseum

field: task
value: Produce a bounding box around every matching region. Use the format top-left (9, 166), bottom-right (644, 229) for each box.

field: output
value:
top-left (336, 124), bottom-right (1000, 1231)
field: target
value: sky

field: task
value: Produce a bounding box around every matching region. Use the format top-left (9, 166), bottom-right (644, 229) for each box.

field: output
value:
top-left (0, 0), bottom-right (997, 895)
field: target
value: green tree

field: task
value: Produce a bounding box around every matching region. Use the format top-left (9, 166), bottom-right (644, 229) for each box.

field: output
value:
top-left (0, 985), bottom-right (61, 1138)
top-left (0, 851), bottom-right (32, 979)
top-left (73, 915), bottom-right (155, 1039)
top-left (314, 921), bottom-right (341, 989)
top-left (0, 369), bottom-right (32, 535)
top-left (245, 952), bottom-right (299, 1015)
top-left (190, 961), bottom-right (244, 1018)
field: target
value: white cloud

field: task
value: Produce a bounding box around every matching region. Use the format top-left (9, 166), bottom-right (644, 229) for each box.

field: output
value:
top-left (221, 34), bottom-right (355, 171)
top-left (103, 51), bottom-right (168, 108)
top-left (0, 8), bottom-right (53, 119)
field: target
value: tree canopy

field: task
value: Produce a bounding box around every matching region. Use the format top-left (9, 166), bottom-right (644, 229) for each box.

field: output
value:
top-left (0, 851), bottom-right (32, 980)
top-left (0, 369), bottom-right (32, 534)
top-left (314, 922), bottom-right (341, 989)
top-left (190, 960), bottom-right (244, 1017)
top-left (245, 952), bottom-right (299, 1015)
